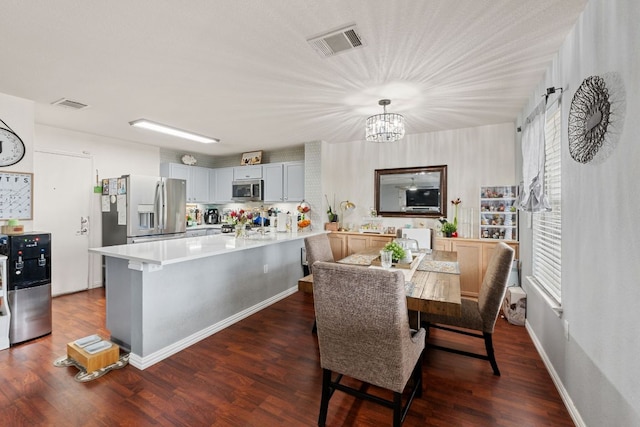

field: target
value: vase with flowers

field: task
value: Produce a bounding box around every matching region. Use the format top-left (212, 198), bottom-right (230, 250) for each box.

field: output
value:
top-left (451, 198), bottom-right (461, 229)
top-left (229, 209), bottom-right (253, 238)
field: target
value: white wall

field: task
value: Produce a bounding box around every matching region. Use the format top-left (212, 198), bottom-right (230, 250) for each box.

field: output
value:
top-left (34, 124), bottom-right (161, 287)
top-left (321, 122), bottom-right (516, 235)
top-left (35, 124), bottom-right (160, 178)
top-left (0, 95), bottom-right (161, 289)
top-left (518, 0), bottom-right (640, 425)
top-left (0, 93), bottom-right (35, 229)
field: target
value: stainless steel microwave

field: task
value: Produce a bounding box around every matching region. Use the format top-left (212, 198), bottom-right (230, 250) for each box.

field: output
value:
top-left (232, 179), bottom-right (263, 201)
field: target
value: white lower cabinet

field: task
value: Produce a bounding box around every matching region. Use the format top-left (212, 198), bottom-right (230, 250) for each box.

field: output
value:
top-left (264, 161), bottom-right (304, 202)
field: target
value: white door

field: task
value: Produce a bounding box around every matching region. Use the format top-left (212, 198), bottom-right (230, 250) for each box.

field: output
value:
top-left (34, 151), bottom-right (92, 296)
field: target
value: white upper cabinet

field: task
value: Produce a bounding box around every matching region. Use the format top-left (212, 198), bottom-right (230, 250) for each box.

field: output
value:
top-left (284, 161), bottom-right (304, 201)
top-left (263, 163), bottom-right (284, 202)
top-left (209, 167), bottom-right (234, 203)
top-left (161, 161), bottom-right (300, 204)
top-left (160, 163), bottom-right (210, 203)
top-left (190, 167), bottom-right (210, 202)
top-left (233, 165), bottom-right (262, 180)
top-left (263, 161), bottom-right (304, 202)
top-left (161, 162), bottom-right (189, 181)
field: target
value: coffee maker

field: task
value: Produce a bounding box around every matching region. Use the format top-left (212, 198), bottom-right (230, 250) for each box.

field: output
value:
top-left (205, 208), bottom-right (219, 224)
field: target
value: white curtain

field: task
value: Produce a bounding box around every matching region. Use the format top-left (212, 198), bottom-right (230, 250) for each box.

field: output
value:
top-left (516, 101), bottom-right (551, 212)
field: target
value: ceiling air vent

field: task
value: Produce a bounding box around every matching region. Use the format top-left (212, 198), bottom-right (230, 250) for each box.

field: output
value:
top-left (51, 98), bottom-right (89, 110)
top-left (307, 24), bottom-right (364, 58)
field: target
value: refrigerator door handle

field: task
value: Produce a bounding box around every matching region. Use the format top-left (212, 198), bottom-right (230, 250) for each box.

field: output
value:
top-left (154, 181), bottom-right (162, 231)
top-left (162, 180), bottom-right (168, 231)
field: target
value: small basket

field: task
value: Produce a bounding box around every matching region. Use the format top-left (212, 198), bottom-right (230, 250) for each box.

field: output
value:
top-left (324, 222), bottom-right (339, 231)
top-left (1, 225), bottom-right (24, 235)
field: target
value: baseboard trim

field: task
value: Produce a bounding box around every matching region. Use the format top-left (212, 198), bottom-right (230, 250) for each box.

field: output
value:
top-left (129, 286), bottom-right (298, 370)
top-left (525, 321), bottom-right (585, 427)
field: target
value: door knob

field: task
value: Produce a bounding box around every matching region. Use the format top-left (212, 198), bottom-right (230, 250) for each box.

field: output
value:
top-left (79, 216), bottom-right (89, 235)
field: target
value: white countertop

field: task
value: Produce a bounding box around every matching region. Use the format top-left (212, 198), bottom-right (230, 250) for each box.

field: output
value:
top-left (187, 223), bottom-right (223, 229)
top-left (89, 230), bottom-right (325, 266)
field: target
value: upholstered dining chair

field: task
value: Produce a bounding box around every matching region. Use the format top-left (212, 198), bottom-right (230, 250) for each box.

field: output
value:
top-left (423, 242), bottom-right (514, 376)
top-left (312, 261), bottom-right (425, 427)
top-left (304, 234), bottom-right (335, 333)
top-left (304, 233), bottom-right (335, 272)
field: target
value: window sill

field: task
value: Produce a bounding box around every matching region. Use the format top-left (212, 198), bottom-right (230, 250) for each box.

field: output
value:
top-left (525, 276), bottom-right (563, 317)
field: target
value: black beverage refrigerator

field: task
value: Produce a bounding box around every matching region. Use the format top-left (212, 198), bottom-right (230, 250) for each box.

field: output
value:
top-left (0, 232), bottom-right (52, 344)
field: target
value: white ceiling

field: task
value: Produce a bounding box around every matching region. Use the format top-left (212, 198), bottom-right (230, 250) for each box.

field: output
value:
top-left (0, 1), bottom-right (586, 156)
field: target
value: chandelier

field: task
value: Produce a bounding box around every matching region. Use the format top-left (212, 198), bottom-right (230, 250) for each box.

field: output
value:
top-left (365, 99), bottom-right (405, 142)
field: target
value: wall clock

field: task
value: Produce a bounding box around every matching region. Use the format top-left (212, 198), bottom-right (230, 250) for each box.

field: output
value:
top-left (0, 118), bottom-right (26, 167)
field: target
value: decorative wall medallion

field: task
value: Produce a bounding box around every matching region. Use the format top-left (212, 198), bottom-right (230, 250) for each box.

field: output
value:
top-left (181, 154), bottom-right (197, 165)
top-left (568, 73), bottom-right (626, 164)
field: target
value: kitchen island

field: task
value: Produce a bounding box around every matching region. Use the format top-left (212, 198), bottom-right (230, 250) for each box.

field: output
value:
top-left (89, 230), bottom-right (324, 369)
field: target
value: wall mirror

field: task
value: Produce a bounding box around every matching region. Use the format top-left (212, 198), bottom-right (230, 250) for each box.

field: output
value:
top-left (374, 165), bottom-right (447, 218)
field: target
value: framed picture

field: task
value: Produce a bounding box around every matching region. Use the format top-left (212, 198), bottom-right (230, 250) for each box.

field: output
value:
top-left (386, 226), bottom-right (396, 235)
top-left (241, 150), bottom-right (262, 165)
top-left (0, 172), bottom-right (33, 219)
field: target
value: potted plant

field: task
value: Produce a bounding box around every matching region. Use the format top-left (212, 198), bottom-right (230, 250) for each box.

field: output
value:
top-left (382, 241), bottom-right (406, 263)
top-left (441, 222), bottom-right (457, 238)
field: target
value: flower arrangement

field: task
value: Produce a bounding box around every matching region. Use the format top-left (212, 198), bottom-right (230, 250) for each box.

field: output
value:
top-left (229, 209), bottom-right (253, 225)
top-left (325, 194), bottom-right (337, 222)
top-left (451, 198), bottom-right (461, 228)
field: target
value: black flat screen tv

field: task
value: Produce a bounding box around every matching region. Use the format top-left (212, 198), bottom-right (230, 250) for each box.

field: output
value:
top-left (406, 189), bottom-right (440, 210)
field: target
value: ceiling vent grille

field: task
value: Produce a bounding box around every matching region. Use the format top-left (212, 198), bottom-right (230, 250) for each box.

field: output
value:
top-left (51, 98), bottom-right (89, 110)
top-left (307, 24), bottom-right (364, 57)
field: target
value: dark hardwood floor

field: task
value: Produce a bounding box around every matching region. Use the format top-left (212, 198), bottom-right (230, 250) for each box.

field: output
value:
top-left (0, 288), bottom-right (574, 426)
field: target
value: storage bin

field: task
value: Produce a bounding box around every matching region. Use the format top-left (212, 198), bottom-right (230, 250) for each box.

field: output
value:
top-left (502, 286), bottom-right (526, 326)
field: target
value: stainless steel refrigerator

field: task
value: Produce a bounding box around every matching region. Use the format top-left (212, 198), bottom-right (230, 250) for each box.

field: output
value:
top-left (102, 175), bottom-right (187, 245)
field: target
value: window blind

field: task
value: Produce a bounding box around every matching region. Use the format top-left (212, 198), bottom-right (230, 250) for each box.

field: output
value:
top-left (532, 103), bottom-right (562, 303)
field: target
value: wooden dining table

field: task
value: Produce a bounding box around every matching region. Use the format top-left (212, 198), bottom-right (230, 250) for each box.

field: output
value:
top-left (298, 249), bottom-right (462, 317)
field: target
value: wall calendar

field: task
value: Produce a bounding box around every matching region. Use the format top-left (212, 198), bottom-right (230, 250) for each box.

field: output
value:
top-left (0, 172), bottom-right (33, 220)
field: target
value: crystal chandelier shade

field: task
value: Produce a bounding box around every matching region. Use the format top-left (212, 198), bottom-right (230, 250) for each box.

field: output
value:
top-left (365, 99), bottom-right (406, 142)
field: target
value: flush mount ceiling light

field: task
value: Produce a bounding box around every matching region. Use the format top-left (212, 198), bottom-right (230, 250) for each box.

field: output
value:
top-left (129, 119), bottom-right (220, 144)
top-left (365, 99), bottom-right (405, 142)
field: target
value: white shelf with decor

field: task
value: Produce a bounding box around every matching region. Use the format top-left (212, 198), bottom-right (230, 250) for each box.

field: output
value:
top-left (0, 255), bottom-right (10, 350)
top-left (359, 217), bottom-right (384, 234)
top-left (479, 185), bottom-right (518, 241)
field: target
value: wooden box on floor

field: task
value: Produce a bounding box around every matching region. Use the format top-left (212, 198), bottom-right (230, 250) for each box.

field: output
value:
top-left (67, 341), bottom-right (119, 373)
